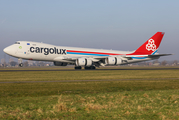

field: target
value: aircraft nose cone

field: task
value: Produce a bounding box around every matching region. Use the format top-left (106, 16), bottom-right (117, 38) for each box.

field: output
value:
top-left (3, 47), bottom-right (11, 54)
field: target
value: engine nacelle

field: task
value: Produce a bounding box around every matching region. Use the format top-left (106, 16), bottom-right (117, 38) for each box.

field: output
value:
top-left (76, 58), bottom-right (93, 66)
top-left (54, 62), bottom-right (68, 66)
top-left (105, 57), bottom-right (122, 65)
top-left (115, 57), bottom-right (122, 65)
top-left (86, 59), bottom-right (93, 66)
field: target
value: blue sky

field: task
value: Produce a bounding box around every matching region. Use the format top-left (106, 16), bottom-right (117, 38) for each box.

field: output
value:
top-left (0, 0), bottom-right (179, 61)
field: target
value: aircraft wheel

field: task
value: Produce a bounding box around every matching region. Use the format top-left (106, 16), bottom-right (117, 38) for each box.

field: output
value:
top-left (85, 66), bottom-right (90, 69)
top-left (85, 66), bottom-right (96, 70)
top-left (75, 66), bottom-right (82, 70)
top-left (19, 63), bottom-right (23, 67)
top-left (90, 66), bottom-right (96, 69)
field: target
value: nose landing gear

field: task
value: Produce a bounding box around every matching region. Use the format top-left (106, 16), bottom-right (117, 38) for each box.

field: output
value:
top-left (18, 58), bottom-right (23, 67)
top-left (19, 63), bottom-right (23, 67)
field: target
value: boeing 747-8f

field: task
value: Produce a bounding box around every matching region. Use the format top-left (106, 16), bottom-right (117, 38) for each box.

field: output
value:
top-left (3, 32), bottom-right (171, 69)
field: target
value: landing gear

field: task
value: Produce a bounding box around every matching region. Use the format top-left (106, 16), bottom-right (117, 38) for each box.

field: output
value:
top-left (85, 66), bottom-right (96, 70)
top-left (75, 66), bottom-right (82, 70)
top-left (18, 58), bottom-right (23, 67)
top-left (19, 63), bottom-right (23, 67)
top-left (74, 66), bottom-right (96, 70)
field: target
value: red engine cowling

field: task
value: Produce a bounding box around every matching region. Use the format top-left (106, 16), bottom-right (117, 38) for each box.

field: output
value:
top-left (76, 58), bottom-right (93, 66)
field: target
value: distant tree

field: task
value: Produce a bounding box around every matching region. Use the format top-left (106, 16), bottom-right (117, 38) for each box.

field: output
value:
top-left (153, 60), bottom-right (159, 64)
top-left (10, 61), bottom-right (17, 66)
top-left (161, 60), bottom-right (167, 66)
top-left (172, 60), bottom-right (178, 66)
top-left (38, 61), bottom-right (45, 66)
top-left (173, 60), bottom-right (178, 64)
top-left (23, 61), bottom-right (29, 67)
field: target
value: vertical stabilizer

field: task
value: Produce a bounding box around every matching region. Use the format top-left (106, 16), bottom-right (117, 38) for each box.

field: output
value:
top-left (132, 32), bottom-right (164, 55)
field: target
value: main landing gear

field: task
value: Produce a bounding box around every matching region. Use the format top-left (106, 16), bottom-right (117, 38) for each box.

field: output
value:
top-left (75, 66), bottom-right (82, 70)
top-left (84, 66), bottom-right (96, 70)
top-left (74, 66), bottom-right (96, 70)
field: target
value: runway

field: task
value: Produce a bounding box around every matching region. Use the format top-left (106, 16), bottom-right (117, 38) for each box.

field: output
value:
top-left (0, 67), bottom-right (179, 72)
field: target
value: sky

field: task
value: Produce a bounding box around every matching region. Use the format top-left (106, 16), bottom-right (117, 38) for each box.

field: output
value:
top-left (0, 0), bottom-right (179, 62)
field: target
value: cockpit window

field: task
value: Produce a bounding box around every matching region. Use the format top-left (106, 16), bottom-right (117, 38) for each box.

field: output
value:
top-left (15, 42), bottom-right (20, 44)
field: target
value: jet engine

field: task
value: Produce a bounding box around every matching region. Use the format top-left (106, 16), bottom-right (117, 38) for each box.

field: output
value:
top-left (105, 57), bottom-right (122, 65)
top-left (54, 62), bottom-right (68, 66)
top-left (76, 58), bottom-right (93, 66)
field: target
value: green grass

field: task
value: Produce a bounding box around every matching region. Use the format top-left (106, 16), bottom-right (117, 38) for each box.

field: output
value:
top-left (0, 67), bottom-right (179, 119)
top-left (1, 90), bottom-right (179, 119)
top-left (1, 80), bottom-right (179, 98)
top-left (0, 67), bottom-right (179, 82)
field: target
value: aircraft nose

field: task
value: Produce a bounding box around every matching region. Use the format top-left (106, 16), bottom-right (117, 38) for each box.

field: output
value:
top-left (3, 47), bottom-right (11, 54)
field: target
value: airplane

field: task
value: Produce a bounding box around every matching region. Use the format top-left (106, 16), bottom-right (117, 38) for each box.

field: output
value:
top-left (3, 32), bottom-right (171, 69)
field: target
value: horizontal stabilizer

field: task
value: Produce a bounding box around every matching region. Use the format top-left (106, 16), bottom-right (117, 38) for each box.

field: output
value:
top-left (122, 54), bottom-right (172, 60)
top-left (148, 54), bottom-right (173, 57)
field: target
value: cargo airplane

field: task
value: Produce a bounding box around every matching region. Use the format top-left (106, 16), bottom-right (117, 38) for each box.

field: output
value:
top-left (3, 32), bottom-right (171, 69)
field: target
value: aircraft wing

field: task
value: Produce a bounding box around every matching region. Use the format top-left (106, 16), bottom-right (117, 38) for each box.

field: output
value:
top-left (53, 53), bottom-right (172, 66)
top-left (54, 53), bottom-right (172, 61)
top-left (63, 56), bottom-right (108, 60)
top-left (53, 56), bottom-right (108, 62)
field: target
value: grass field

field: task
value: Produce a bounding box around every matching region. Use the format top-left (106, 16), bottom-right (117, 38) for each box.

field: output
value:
top-left (0, 66), bottom-right (179, 82)
top-left (0, 66), bottom-right (179, 119)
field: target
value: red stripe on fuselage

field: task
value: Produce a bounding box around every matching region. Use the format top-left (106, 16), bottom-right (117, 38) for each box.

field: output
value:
top-left (67, 50), bottom-right (122, 55)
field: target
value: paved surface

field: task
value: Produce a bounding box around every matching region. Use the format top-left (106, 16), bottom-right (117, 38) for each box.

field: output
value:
top-left (0, 67), bottom-right (179, 72)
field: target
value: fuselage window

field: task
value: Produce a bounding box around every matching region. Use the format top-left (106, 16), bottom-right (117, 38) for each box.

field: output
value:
top-left (15, 42), bottom-right (20, 44)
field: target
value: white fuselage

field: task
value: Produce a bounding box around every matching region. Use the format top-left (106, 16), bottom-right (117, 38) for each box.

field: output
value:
top-left (4, 41), bottom-right (139, 62)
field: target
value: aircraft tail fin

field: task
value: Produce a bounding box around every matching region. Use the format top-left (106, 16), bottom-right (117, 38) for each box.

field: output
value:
top-left (132, 32), bottom-right (165, 55)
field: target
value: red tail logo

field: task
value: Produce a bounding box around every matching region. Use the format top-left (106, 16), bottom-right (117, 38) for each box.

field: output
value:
top-left (146, 39), bottom-right (156, 51)
top-left (131, 32), bottom-right (164, 55)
